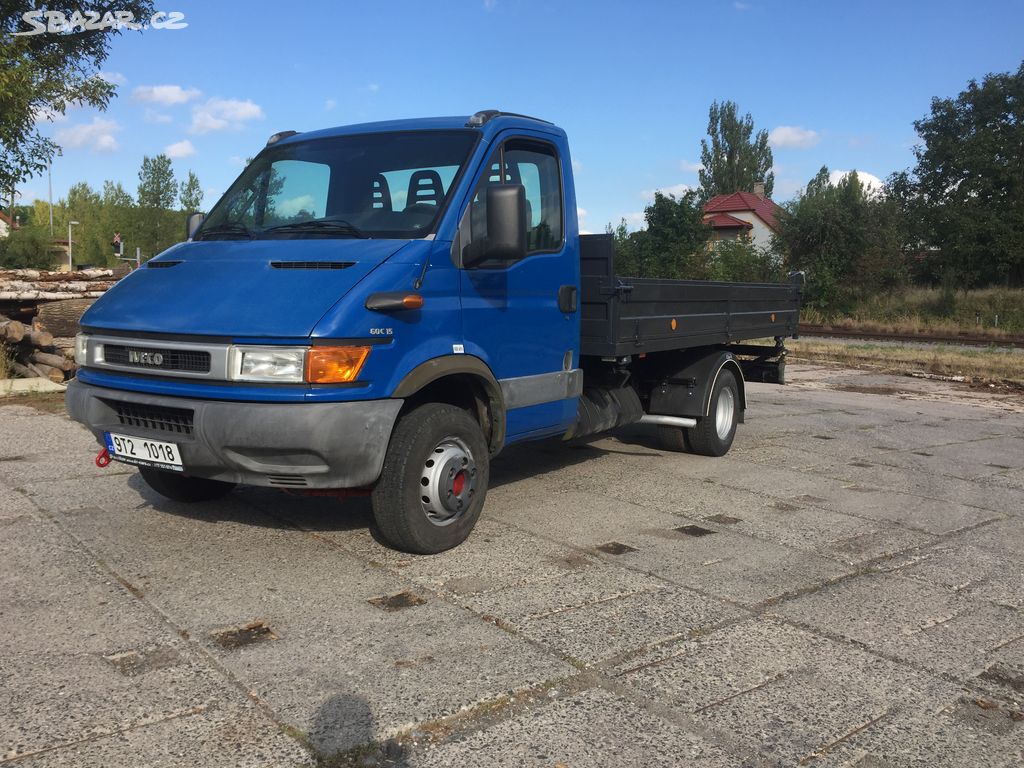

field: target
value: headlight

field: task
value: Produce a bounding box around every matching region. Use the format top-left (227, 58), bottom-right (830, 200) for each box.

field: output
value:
top-left (74, 334), bottom-right (89, 366)
top-left (228, 347), bottom-right (306, 382)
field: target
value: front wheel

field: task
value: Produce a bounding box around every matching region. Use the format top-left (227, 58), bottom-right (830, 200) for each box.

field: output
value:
top-left (371, 403), bottom-right (489, 554)
top-left (686, 369), bottom-right (740, 457)
top-left (139, 467), bottom-right (236, 502)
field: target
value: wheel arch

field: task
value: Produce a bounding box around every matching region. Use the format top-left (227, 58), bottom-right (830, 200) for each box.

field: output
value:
top-left (705, 356), bottom-right (746, 418)
top-left (391, 355), bottom-right (506, 454)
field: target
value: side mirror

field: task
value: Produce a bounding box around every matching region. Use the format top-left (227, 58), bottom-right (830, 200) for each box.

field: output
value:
top-left (464, 184), bottom-right (527, 267)
top-left (186, 212), bottom-right (205, 240)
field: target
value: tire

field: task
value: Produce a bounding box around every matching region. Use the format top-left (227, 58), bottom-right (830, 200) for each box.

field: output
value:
top-left (139, 467), bottom-right (236, 502)
top-left (685, 368), bottom-right (739, 457)
top-left (371, 403), bottom-right (489, 555)
top-left (657, 425), bottom-right (690, 453)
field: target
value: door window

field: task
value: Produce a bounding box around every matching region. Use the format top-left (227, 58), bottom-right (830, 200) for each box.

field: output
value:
top-left (464, 139), bottom-right (563, 265)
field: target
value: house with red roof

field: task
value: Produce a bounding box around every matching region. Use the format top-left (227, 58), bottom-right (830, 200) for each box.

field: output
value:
top-left (703, 183), bottom-right (783, 251)
top-left (0, 210), bottom-right (15, 239)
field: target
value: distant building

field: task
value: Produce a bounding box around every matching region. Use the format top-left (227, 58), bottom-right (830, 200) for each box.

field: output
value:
top-left (703, 183), bottom-right (782, 250)
top-left (0, 210), bottom-right (15, 239)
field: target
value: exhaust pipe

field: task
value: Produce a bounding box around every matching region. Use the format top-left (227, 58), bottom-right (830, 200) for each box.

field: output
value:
top-left (640, 414), bottom-right (697, 428)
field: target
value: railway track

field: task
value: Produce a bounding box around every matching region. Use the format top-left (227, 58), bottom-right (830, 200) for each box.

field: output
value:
top-left (796, 323), bottom-right (1024, 348)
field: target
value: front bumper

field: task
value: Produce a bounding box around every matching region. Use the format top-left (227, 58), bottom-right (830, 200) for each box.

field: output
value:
top-left (65, 380), bottom-right (403, 488)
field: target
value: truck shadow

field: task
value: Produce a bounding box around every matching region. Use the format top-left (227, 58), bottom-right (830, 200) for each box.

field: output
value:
top-left (130, 430), bottom-right (664, 538)
top-left (307, 692), bottom-right (409, 766)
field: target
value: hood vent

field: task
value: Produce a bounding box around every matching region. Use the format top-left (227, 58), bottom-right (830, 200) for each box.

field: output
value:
top-left (272, 262), bottom-right (356, 270)
top-left (270, 261), bottom-right (354, 270)
top-left (147, 260), bottom-right (182, 269)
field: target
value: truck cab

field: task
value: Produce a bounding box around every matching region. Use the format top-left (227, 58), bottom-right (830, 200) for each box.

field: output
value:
top-left (67, 110), bottom-right (799, 554)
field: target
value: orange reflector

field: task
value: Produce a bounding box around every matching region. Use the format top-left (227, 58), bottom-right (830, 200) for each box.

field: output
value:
top-left (306, 346), bottom-right (370, 384)
top-left (670, 318), bottom-right (678, 330)
top-left (402, 294), bottom-right (424, 309)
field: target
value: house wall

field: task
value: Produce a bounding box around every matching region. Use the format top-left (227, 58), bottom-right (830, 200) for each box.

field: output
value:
top-left (728, 211), bottom-right (775, 250)
top-left (0, 218), bottom-right (9, 239)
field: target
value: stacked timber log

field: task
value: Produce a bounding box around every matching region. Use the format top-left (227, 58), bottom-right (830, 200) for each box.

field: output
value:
top-left (0, 268), bottom-right (116, 301)
top-left (0, 315), bottom-right (76, 383)
top-left (1, 268), bottom-right (118, 382)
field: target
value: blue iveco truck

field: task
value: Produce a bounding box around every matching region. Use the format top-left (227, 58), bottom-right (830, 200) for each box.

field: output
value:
top-left (67, 110), bottom-right (801, 554)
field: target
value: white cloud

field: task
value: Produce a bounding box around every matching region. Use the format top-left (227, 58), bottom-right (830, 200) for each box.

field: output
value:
top-left (276, 194), bottom-right (317, 218)
top-left (483, 0), bottom-right (498, 10)
top-left (364, 83), bottom-right (380, 93)
top-left (229, 155), bottom-right (246, 167)
top-left (622, 212), bottom-right (647, 231)
top-left (190, 98), bottom-right (265, 134)
top-left (55, 117), bottom-right (120, 153)
top-left (204, 188), bottom-right (219, 202)
top-left (99, 71), bottom-right (127, 85)
top-left (324, 98), bottom-right (337, 111)
top-left (829, 169), bottom-right (884, 193)
top-left (132, 84), bottom-right (201, 105)
top-left (143, 108), bottom-right (172, 124)
top-left (577, 207), bottom-right (590, 234)
top-left (680, 159), bottom-right (704, 173)
top-left (165, 140), bottom-right (196, 159)
top-left (641, 183), bottom-right (692, 201)
top-left (571, 159), bottom-right (583, 173)
top-left (769, 125), bottom-right (820, 149)
top-left (734, 1), bottom-right (751, 9)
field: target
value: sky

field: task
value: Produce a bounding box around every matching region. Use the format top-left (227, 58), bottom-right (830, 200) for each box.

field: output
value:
top-left (16, 0), bottom-right (1024, 234)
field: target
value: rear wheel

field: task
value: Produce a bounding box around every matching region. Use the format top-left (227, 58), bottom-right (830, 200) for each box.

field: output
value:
top-left (686, 369), bottom-right (739, 457)
top-left (371, 403), bottom-right (489, 554)
top-left (139, 467), bottom-right (236, 502)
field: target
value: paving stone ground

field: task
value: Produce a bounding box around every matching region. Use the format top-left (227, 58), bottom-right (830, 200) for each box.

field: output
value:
top-left (2, 364), bottom-right (1023, 767)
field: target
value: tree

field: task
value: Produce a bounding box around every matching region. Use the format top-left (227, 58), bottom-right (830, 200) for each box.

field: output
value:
top-left (0, 226), bottom-right (53, 269)
top-left (0, 2), bottom-right (155, 194)
top-left (773, 167), bottom-right (906, 311)
top-left (136, 154), bottom-right (178, 257)
top-left (137, 154), bottom-right (176, 210)
top-left (698, 101), bottom-right (774, 201)
top-left (905, 61), bottom-right (1024, 286)
top-left (608, 191), bottom-right (711, 279)
top-left (179, 171), bottom-right (203, 212)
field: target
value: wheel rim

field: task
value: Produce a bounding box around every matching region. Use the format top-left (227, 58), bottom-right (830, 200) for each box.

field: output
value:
top-left (419, 436), bottom-right (477, 526)
top-left (715, 386), bottom-right (736, 440)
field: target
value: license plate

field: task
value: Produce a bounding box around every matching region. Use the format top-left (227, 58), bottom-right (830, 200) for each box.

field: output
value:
top-left (104, 432), bottom-right (183, 471)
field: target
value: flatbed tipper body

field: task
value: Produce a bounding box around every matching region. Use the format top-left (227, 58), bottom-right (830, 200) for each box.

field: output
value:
top-left (580, 233), bottom-right (801, 357)
top-left (68, 110), bottom-right (803, 554)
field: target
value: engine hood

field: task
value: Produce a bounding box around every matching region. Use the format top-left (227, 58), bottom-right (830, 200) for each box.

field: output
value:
top-left (81, 238), bottom-right (410, 338)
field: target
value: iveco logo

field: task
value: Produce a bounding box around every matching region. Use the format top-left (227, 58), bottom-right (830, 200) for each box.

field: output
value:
top-left (128, 350), bottom-right (164, 365)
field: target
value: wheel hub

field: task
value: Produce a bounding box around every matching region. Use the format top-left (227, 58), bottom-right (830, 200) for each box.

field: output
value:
top-left (715, 386), bottom-right (735, 440)
top-left (419, 437), bottom-right (476, 526)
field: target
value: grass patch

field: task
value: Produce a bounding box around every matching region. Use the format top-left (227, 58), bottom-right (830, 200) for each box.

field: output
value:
top-left (0, 346), bottom-right (11, 379)
top-left (788, 339), bottom-right (1024, 387)
top-left (803, 287), bottom-right (1024, 336)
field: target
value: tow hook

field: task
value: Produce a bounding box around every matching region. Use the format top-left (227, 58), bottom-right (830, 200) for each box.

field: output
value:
top-left (95, 447), bottom-right (112, 468)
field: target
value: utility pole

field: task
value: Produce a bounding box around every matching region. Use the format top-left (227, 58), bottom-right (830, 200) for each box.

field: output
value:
top-left (48, 160), bottom-right (54, 236)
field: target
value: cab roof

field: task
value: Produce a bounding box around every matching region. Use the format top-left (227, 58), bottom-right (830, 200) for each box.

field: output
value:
top-left (272, 112), bottom-right (565, 147)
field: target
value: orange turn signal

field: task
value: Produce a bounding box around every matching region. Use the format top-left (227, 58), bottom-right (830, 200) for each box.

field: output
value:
top-left (306, 346), bottom-right (370, 384)
top-left (402, 294), bottom-right (424, 309)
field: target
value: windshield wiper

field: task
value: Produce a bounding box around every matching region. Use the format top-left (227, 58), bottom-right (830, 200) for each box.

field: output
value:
top-left (262, 218), bottom-right (369, 239)
top-left (195, 222), bottom-right (252, 240)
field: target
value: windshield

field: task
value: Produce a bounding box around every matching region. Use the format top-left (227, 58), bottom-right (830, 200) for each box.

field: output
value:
top-left (196, 130), bottom-right (478, 240)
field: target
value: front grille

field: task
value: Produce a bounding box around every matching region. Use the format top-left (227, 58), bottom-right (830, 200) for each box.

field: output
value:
top-left (104, 344), bottom-right (211, 374)
top-left (105, 400), bottom-right (194, 435)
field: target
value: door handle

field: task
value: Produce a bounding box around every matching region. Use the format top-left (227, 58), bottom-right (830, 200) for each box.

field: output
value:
top-left (558, 285), bottom-right (577, 313)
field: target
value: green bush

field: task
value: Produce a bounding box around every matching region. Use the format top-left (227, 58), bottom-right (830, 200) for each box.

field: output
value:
top-left (0, 227), bottom-right (55, 269)
top-left (709, 239), bottom-right (783, 283)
